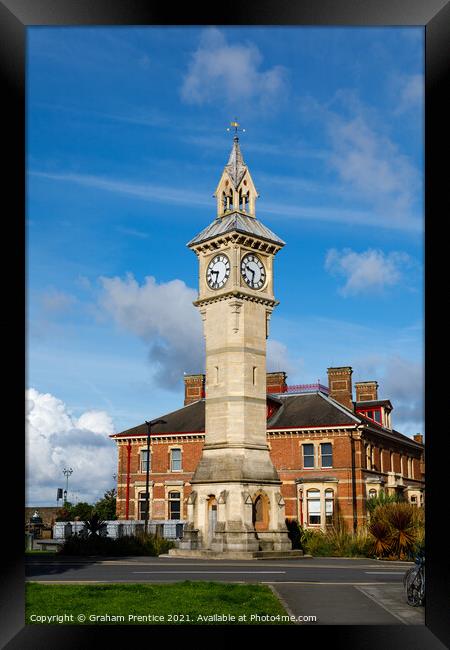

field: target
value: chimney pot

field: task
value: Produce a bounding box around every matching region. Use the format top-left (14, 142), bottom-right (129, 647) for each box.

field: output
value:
top-left (355, 381), bottom-right (379, 402)
top-left (266, 371), bottom-right (288, 394)
top-left (327, 366), bottom-right (353, 410)
top-left (183, 374), bottom-right (205, 405)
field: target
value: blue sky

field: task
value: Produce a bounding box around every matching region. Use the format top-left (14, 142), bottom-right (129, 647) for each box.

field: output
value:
top-left (26, 26), bottom-right (424, 504)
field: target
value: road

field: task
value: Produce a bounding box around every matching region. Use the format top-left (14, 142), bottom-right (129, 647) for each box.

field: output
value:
top-left (26, 555), bottom-right (424, 625)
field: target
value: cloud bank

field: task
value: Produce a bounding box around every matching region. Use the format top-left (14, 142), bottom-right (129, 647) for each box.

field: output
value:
top-left (26, 388), bottom-right (116, 505)
top-left (98, 272), bottom-right (292, 389)
top-left (181, 27), bottom-right (287, 109)
top-left (325, 248), bottom-right (412, 296)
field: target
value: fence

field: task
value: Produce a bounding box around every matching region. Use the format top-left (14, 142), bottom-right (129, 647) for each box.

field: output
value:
top-left (53, 520), bottom-right (186, 540)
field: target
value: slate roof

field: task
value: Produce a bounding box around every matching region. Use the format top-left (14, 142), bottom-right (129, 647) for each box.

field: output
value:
top-left (224, 136), bottom-right (247, 188)
top-left (267, 393), bottom-right (357, 428)
top-left (110, 391), bottom-right (422, 448)
top-left (187, 212), bottom-right (285, 248)
top-left (110, 399), bottom-right (205, 438)
top-left (356, 399), bottom-right (393, 409)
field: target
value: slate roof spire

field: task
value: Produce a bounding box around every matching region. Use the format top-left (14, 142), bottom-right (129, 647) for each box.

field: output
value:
top-left (214, 120), bottom-right (258, 218)
top-left (224, 134), bottom-right (247, 189)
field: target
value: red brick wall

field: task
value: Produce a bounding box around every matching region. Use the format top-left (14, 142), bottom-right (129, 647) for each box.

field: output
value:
top-left (116, 438), bottom-right (204, 519)
top-left (115, 429), bottom-right (424, 529)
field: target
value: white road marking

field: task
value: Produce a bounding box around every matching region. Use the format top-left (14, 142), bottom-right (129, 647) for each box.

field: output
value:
top-left (261, 581), bottom-right (392, 585)
top-left (365, 572), bottom-right (405, 575)
top-left (132, 571), bottom-right (286, 574)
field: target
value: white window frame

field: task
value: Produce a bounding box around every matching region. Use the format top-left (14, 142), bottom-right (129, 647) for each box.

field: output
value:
top-left (170, 447), bottom-right (183, 472)
top-left (320, 441), bottom-right (333, 468)
top-left (302, 442), bottom-right (315, 469)
top-left (140, 448), bottom-right (150, 474)
top-left (306, 489), bottom-right (321, 526)
top-left (324, 488), bottom-right (334, 525)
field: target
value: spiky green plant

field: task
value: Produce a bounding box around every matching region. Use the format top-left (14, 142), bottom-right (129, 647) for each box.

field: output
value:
top-left (83, 512), bottom-right (107, 537)
top-left (366, 491), bottom-right (405, 514)
top-left (368, 520), bottom-right (392, 557)
top-left (385, 503), bottom-right (417, 559)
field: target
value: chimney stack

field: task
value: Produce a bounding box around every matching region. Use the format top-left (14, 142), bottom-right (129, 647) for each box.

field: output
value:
top-left (266, 371), bottom-right (288, 394)
top-left (413, 433), bottom-right (424, 445)
top-left (355, 381), bottom-right (379, 402)
top-left (184, 374), bottom-right (205, 405)
top-left (327, 366), bottom-right (353, 410)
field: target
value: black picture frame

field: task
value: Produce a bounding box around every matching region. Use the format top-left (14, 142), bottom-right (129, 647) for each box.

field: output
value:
top-left (2, 1), bottom-right (448, 647)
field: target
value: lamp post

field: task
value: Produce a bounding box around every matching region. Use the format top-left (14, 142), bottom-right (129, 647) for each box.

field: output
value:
top-left (62, 467), bottom-right (73, 505)
top-left (144, 419), bottom-right (167, 534)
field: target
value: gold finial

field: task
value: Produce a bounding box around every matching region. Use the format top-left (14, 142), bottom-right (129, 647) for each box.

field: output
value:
top-left (227, 118), bottom-right (245, 137)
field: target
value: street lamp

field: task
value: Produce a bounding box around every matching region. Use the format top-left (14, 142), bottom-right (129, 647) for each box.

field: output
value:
top-left (144, 419), bottom-right (167, 534)
top-left (62, 467), bottom-right (73, 505)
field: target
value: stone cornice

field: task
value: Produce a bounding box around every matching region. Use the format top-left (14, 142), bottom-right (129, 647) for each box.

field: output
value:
top-left (194, 289), bottom-right (278, 309)
top-left (190, 231), bottom-right (283, 256)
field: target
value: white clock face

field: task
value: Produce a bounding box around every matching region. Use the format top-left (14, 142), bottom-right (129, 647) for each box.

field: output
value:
top-left (241, 253), bottom-right (266, 290)
top-left (206, 254), bottom-right (230, 290)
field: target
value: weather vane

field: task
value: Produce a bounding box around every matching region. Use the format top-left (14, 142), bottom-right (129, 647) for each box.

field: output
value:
top-left (227, 118), bottom-right (245, 137)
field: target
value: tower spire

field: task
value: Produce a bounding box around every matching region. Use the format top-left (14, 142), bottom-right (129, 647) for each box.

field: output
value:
top-left (215, 120), bottom-right (258, 218)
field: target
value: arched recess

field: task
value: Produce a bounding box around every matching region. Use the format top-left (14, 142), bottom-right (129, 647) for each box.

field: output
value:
top-left (206, 495), bottom-right (218, 548)
top-left (252, 491), bottom-right (270, 531)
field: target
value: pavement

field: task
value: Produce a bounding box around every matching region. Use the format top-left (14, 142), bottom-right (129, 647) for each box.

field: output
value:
top-left (25, 555), bottom-right (425, 625)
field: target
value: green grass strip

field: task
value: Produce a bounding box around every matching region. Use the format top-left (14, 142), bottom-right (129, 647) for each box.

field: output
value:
top-left (26, 581), bottom-right (292, 625)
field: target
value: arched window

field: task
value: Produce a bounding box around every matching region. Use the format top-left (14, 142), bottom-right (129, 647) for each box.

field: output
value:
top-left (252, 493), bottom-right (269, 531)
top-left (168, 491), bottom-right (181, 520)
top-left (254, 495), bottom-right (264, 523)
top-left (325, 489), bottom-right (334, 525)
top-left (368, 489), bottom-right (377, 499)
top-left (307, 489), bottom-right (321, 525)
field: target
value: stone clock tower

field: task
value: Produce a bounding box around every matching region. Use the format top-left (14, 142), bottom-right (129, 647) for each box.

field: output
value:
top-left (178, 127), bottom-right (291, 554)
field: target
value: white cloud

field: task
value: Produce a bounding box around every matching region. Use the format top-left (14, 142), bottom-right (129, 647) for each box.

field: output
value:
top-left (328, 112), bottom-right (420, 219)
top-left (40, 289), bottom-right (76, 313)
top-left (301, 91), bottom-right (422, 231)
top-left (325, 248), bottom-right (412, 296)
top-left (98, 272), bottom-right (295, 390)
top-left (394, 74), bottom-right (423, 114)
top-left (354, 354), bottom-right (424, 436)
top-left (98, 273), bottom-right (204, 389)
top-left (267, 339), bottom-right (302, 377)
top-left (29, 171), bottom-right (211, 209)
top-left (181, 27), bottom-right (287, 108)
top-left (26, 388), bottom-right (116, 506)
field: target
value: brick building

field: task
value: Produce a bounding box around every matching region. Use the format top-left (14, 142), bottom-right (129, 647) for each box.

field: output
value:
top-left (111, 366), bottom-right (425, 532)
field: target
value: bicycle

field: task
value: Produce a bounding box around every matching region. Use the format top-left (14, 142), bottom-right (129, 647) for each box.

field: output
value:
top-left (403, 548), bottom-right (425, 607)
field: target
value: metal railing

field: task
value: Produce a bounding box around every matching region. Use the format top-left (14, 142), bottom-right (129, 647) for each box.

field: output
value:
top-left (53, 520), bottom-right (186, 540)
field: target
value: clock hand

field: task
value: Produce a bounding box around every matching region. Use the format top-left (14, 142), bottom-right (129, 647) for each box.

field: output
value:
top-left (246, 265), bottom-right (255, 281)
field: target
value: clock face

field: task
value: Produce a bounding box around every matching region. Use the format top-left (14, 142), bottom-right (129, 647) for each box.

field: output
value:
top-left (241, 253), bottom-right (266, 290)
top-left (206, 254), bottom-right (230, 290)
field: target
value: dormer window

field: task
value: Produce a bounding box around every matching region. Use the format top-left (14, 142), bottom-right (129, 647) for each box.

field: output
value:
top-left (356, 400), bottom-right (393, 430)
top-left (357, 407), bottom-right (382, 425)
top-left (364, 409), bottom-right (382, 424)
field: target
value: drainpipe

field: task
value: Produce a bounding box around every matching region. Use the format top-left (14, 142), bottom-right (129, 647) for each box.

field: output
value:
top-left (349, 430), bottom-right (358, 533)
top-left (125, 441), bottom-right (131, 520)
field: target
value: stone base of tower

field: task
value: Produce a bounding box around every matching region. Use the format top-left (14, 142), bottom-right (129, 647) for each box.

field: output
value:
top-left (173, 480), bottom-right (293, 555)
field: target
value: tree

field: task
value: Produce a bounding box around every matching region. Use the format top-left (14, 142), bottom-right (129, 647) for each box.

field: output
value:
top-left (55, 501), bottom-right (94, 522)
top-left (94, 488), bottom-right (117, 521)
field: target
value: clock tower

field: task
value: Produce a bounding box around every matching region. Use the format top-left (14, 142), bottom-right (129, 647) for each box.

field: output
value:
top-left (179, 126), bottom-right (291, 554)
